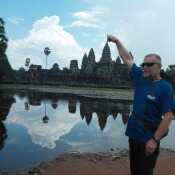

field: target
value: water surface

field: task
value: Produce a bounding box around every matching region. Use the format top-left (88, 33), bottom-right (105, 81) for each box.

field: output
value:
top-left (0, 90), bottom-right (174, 171)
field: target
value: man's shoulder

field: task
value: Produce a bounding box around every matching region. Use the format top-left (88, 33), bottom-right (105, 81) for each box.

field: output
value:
top-left (159, 79), bottom-right (172, 88)
top-left (159, 79), bottom-right (174, 94)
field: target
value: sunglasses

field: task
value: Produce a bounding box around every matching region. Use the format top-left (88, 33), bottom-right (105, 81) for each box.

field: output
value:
top-left (140, 62), bottom-right (159, 68)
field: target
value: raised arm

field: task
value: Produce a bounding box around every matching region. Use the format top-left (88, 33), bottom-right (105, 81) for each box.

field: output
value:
top-left (107, 35), bottom-right (134, 68)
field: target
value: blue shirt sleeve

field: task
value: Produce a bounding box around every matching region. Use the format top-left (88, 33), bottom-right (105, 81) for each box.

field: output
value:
top-left (129, 63), bottom-right (143, 87)
top-left (161, 83), bottom-right (175, 114)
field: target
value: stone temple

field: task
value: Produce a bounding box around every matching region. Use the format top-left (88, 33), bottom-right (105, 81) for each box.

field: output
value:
top-left (79, 42), bottom-right (130, 86)
top-left (16, 41), bottom-right (131, 88)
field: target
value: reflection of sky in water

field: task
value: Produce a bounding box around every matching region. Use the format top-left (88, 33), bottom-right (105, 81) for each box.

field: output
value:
top-left (0, 94), bottom-right (175, 171)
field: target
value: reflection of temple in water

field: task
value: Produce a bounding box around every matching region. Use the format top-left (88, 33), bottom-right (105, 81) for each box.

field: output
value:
top-left (49, 94), bottom-right (59, 110)
top-left (16, 90), bottom-right (131, 129)
top-left (2, 90), bottom-right (131, 130)
top-left (21, 91), bottom-right (131, 130)
top-left (13, 91), bottom-right (59, 111)
top-left (51, 100), bottom-right (58, 110)
top-left (79, 99), bottom-right (131, 130)
top-left (68, 97), bottom-right (77, 113)
top-left (27, 91), bottom-right (42, 106)
top-left (97, 112), bottom-right (108, 130)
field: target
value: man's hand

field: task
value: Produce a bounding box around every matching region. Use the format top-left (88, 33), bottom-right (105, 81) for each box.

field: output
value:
top-left (107, 34), bottom-right (118, 43)
top-left (145, 139), bottom-right (157, 156)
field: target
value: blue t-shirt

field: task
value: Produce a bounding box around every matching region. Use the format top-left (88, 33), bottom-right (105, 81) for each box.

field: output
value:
top-left (125, 63), bottom-right (175, 143)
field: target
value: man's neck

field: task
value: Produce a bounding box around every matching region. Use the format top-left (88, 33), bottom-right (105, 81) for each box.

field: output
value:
top-left (144, 75), bottom-right (162, 81)
top-left (152, 75), bottom-right (162, 81)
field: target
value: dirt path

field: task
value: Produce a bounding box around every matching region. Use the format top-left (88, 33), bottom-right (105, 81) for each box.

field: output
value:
top-left (4, 150), bottom-right (173, 175)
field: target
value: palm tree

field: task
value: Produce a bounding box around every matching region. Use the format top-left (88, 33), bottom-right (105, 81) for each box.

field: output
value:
top-left (0, 18), bottom-right (4, 26)
top-left (42, 101), bottom-right (49, 123)
top-left (44, 47), bottom-right (51, 69)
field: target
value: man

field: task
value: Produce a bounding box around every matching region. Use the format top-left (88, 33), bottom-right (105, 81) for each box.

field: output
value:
top-left (107, 35), bottom-right (175, 175)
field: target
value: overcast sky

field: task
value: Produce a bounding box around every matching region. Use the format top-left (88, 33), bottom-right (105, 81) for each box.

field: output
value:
top-left (1, 0), bottom-right (175, 69)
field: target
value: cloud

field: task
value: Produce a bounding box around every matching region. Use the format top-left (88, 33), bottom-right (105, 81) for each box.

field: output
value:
top-left (69, 7), bottom-right (107, 28)
top-left (7, 17), bottom-right (24, 25)
top-left (6, 99), bottom-right (81, 149)
top-left (7, 16), bottom-right (85, 69)
top-left (70, 20), bottom-right (99, 28)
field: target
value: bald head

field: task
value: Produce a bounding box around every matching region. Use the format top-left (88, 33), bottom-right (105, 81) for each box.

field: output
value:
top-left (144, 53), bottom-right (162, 66)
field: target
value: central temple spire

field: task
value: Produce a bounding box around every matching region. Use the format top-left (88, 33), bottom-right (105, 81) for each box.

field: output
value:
top-left (99, 42), bottom-right (112, 63)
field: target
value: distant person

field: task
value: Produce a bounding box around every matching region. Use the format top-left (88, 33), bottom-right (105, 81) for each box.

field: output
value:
top-left (107, 35), bottom-right (175, 175)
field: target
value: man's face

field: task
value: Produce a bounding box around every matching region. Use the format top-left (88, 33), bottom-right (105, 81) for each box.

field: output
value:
top-left (141, 55), bottom-right (161, 78)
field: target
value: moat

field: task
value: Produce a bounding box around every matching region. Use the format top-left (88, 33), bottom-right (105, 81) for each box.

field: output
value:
top-left (0, 90), bottom-right (175, 172)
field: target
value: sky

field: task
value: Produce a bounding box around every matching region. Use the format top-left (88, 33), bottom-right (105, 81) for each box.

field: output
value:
top-left (1, 0), bottom-right (175, 70)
